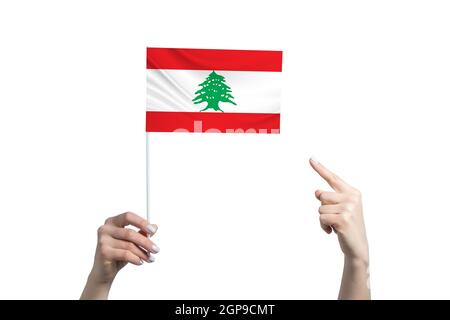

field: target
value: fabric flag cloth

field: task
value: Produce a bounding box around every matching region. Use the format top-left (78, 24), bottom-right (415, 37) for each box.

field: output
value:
top-left (146, 47), bottom-right (282, 134)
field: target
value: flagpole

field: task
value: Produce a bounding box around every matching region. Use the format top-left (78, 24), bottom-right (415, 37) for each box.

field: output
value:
top-left (146, 132), bottom-right (150, 222)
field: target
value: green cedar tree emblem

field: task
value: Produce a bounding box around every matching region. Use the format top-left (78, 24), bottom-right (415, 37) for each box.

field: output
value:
top-left (192, 71), bottom-right (237, 112)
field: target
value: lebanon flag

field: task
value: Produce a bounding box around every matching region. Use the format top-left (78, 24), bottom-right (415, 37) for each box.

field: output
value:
top-left (146, 47), bottom-right (282, 134)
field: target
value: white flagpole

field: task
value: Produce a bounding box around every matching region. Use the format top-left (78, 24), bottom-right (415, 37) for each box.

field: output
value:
top-left (146, 132), bottom-right (151, 222)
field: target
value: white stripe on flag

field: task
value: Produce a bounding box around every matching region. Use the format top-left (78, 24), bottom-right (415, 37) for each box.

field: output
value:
top-left (146, 69), bottom-right (281, 113)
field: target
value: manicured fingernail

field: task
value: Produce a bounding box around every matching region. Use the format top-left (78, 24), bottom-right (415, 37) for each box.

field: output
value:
top-left (148, 255), bottom-right (156, 263)
top-left (310, 156), bottom-right (319, 164)
top-left (147, 224), bottom-right (157, 234)
top-left (152, 244), bottom-right (160, 253)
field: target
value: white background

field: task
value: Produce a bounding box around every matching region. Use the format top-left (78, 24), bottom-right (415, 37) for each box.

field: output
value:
top-left (0, 0), bottom-right (449, 299)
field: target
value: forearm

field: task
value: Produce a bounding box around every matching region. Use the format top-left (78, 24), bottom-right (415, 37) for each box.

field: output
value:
top-left (80, 273), bottom-right (113, 300)
top-left (338, 257), bottom-right (370, 300)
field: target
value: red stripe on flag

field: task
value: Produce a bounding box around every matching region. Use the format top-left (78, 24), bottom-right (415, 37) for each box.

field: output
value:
top-left (146, 111), bottom-right (280, 134)
top-left (147, 48), bottom-right (282, 72)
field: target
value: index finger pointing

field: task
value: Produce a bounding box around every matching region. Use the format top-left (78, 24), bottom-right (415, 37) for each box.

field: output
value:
top-left (309, 157), bottom-right (350, 191)
top-left (106, 212), bottom-right (156, 235)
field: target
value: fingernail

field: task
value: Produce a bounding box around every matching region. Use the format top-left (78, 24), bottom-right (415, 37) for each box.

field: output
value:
top-left (139, 258), bottom-right (144, 265)
top-left (148, 255), bottom-right (156, 263)
top-left (147, 224), bottom-right (157, 234)
top-left (310, 156), bottom-right (319, 164)
top-left (152, 244), bottom-right (160, 253)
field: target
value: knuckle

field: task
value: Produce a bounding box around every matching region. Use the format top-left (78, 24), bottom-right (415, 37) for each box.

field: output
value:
top-left (317, 192), bottom-right (323, 201)
top-left (104, 217), bottom-right (112, 225)
top-left (124, 228), bottom-right (134, 239)
top-left (352, 188), bottom-right (362, 197)
top-left (98, 234), bottom-right (108, 246)
top-left (99, 247), bottom-right (109, 258)
top-left (328, 176), bottom-right (337, 185)
top-left (97, 226), bottom-right (106, 236)
top-left (330, 174), bottom-right (340, 184)
top-left (340, 213), bottom-right (351, 225)
top-left (120, 251), bottom-right (129, 260)
top-left (126, 242), bottom-right (135, 251)
top-left (123, 211), bottom-right (134, 221)
top-left (125, 251), bottom-right (134, 262)
top-left (122, 212), bottom-right (131, 221)
top-left (144, 239), bottom-right (152, 250)
top-left (342, 202), bottom-right (354, 213)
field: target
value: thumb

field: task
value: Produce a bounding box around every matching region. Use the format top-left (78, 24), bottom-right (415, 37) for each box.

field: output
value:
top-left (315, 190), bottom-right (323, 201)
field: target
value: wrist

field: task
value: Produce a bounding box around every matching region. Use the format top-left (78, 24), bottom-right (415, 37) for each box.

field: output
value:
top-left (344, 255), bottom-right (370, 270)
top-left (88, 267), bottom-right (116, 286)
top-left (80, 272), bottom-right (114, 300)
